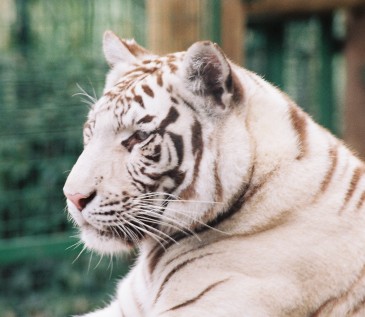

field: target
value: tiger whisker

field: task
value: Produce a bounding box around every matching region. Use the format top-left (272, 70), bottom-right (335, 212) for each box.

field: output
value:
top-left (108, 225), bottom-right (136, 250)
top-left (136, 202), bottom-right (202, 224)
top-left (118, 215), bottom-right (168, 249)
top-left (125, 214), bottom-right (179, 245)
top-left (69, 233), bottom-right (80, 239)
top-left (75, 83), bottom-right (98, 103)
top-left (142, 198), bottom-right (224, 205)
top-left (133, 203), bottom-right (203, 240)
top-left (137, 202), bottom-right (228, 235)
top-left (87, 77), bottom-right (98, 101)
top-left (137, 214), bottom-right (202, 243)
top-left (112, 222), bottom-right (139, 244)
top-left (107, 254), bottom-right (114, 279)
top-left (73, 94), bottom-right (96, 106)
top-left (113, 216), bottom-right (157, 247)
top-left (109, 225), bottom-right (123, 240)
top-left (80, 98), bottom-right (95, 108)
top-left (163, 206), bottom-right (229, 235)
top-left (136, 208), bottom-right (189, 229)
top-left (72, 244), bottom-right (88, 264)
top-left (67, 215), bottom-right (79, 227)
top-left (66, 240), bottom-right (83, 251)
top-left (121, 224), bottom-right (141, 246)
top-left (87, 251), bottom-right (94, 273)
top-left (122, 213), bottom-right (177, 245)
top-left (135, 207), bottom-right (201, 239)
top-left (135, 213), bottom-right (191, 235)
top-left (94, 252), bottom-right (105, 270)
top-left (138, 192), bottom-right (179, 200)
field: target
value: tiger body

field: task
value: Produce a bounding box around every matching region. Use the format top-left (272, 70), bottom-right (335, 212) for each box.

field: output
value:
top-left (64, 31), bottom-right (365, 317)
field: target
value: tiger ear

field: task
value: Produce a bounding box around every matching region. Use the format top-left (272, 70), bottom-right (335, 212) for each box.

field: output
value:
top-left (103, 31), bottom-right (151, 66)
top-left (184, 41), bottom-right (242, 112)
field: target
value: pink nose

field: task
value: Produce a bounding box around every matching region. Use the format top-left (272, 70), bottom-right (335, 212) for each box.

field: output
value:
top-left (65, 192), bottom-right (96, 211)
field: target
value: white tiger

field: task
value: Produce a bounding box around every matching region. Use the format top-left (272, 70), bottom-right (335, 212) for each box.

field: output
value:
top-left (63, 30), bottom-right (365, 317)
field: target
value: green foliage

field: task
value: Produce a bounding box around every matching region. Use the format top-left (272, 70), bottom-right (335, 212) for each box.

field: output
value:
top-left (0, 0), bottom-right (145, 315)
top-left (0, 0), bottom-right (146, 240)
top-left (245, 16), bottom-right (343, 134)
top-left (0, 254), bottom-right (133, 316)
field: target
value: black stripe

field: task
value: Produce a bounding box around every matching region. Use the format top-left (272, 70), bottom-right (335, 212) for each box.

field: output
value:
top-left (144, 143), bottom-right (161, 162)
top-left (147, 166), bottom-right (255, 273)
top-left (168, 132), bottom-right (184, 165)
top-left (148, 227), bottom-right (192, 274)
top-left (154, 253), bottom-right (215, 304)
top-left (127, 166), bottom-right (147, 191)
top-left (134, 94), bottom-right (144, 108)
top-left (198, 165), bottom-right (255, 233)
top-left (142, 84), bottom-right (154, 98)
top-left (181, 97), bottom-right (196, 112)
top-left (137, 115), bottom-right (155, 124)
top-left (191, 120), bottom-right (203, 155)
top-left (163, 278), bottom-right (230, 313)
top-left (179, 119), bottom-right (203, 200)
top-left (158, 107), bottom-right (179, 132)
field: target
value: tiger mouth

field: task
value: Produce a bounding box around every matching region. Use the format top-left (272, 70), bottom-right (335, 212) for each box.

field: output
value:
top-left (96, 228), bottom-right (138, 246)
top-left (77, 196), bottom-right (172, 249)
top-left (81, 214), bottom-right (160, 245)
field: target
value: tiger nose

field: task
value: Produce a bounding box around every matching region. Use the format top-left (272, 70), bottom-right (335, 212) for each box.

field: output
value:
top-left (64, 191), bottom-right (96, 211)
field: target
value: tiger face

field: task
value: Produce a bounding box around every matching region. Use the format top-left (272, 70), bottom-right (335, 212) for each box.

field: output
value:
top-left (63, 31), bottom-right (251, 254)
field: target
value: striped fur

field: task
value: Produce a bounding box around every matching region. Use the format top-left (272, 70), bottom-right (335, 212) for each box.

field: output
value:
top-left (64, 31), bottom-right (365, 317)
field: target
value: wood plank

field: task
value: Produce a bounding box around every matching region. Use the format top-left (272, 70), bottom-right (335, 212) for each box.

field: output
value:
top-left (247, 0), bottom-right (365, 16)
top-left (221, 0), bottom-right (246, 64)
top-left (344, 8), bottom-right (365, 159)
top-left (147, 0), bottom-right (204, 55)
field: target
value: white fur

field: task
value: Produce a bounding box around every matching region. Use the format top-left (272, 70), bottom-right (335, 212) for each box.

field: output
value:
top-left (64, 33), bottom-right (365, 316)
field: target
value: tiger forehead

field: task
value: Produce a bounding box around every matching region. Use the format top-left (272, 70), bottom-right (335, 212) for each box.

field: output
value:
top-left (104, 73), bottom-right (170, 113)
top-left (105, 53), bottom-right (184, 100)
top-left (84, 52), bottom-right (186, 134)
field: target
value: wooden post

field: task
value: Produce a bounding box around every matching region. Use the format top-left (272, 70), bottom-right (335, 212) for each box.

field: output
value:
top-left (247, 0), bottom-right (365, 16)
top-left (221, 0), bottom-right (246, 65)
top-left (344, 6), bottom-right (365, 159)
top-left (0, 0), bottom-right (16, 50)
top-left (147, 0), bottom-right (245, 64)
top-left (147, 0), bottom-right (204, 55)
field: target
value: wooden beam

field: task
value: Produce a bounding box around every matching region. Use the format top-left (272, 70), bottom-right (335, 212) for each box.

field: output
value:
top-left (147, 0), bottom-right (204, 55)
top-left (147, 0), bottom-right (246, 64)
top-left (0, 0), bottom-right (16, 50)
top-left (221, 0), bottom-right (246, 64)
top-left (247, 0), bottom-right (365, 16)
top-left (344, 7), bottom-right (365, 159)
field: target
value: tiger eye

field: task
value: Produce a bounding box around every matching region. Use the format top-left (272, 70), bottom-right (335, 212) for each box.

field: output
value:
top-left (121, 130), bottom-right (151, 152)
top-left (134, 130), bottom-right (150, 142)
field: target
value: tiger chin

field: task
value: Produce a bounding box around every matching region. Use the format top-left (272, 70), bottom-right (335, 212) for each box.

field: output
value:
top-left (63, 30), bottom-right (365, 317)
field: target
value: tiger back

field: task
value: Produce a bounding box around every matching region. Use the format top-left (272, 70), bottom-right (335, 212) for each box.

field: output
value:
top-left (63, 31), bottom-right (365, 317)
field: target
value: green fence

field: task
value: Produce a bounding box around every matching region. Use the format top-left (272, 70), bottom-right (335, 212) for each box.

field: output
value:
top-left (0, 1), bottom-right (344, 316)
top-left (246, 13), bottom-right (345, 135)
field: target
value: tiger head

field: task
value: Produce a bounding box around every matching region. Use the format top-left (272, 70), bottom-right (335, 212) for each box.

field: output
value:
top-left (63, 31), bottom-right (252, 254)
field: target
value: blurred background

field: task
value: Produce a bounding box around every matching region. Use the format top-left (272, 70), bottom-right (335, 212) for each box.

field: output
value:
top-left (0, 0), bottom-right (365, 316)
